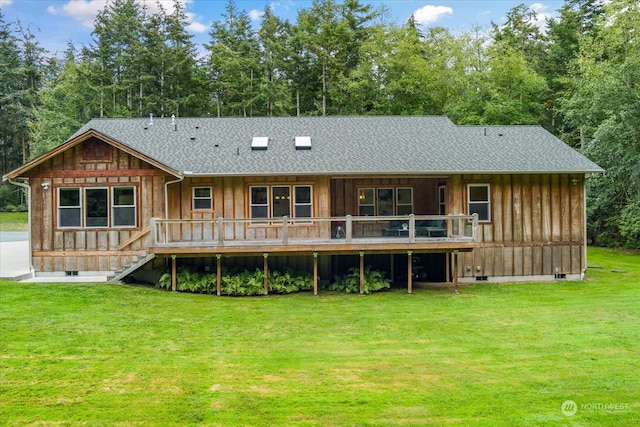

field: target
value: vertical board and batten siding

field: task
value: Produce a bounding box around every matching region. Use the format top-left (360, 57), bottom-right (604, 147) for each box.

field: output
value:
top-left (451, 173), bottom-right (585, 280)
top-left (166, 176), bottom-right (332, 274)
top-left (24, 139), bottom-right (168, 273)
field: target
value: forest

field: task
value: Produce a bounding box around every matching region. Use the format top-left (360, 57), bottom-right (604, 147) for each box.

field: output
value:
top-left (0, 0), bottom-right (638, 248)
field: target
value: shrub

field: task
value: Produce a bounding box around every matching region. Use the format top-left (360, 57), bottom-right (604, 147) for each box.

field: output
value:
top-left (157, 267), bottom-right (314, 296)
top-left (328, 266), bottom-right (390, 294)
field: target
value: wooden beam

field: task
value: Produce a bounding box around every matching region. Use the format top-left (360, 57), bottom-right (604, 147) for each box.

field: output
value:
top-left (313, 252), bottom-right (318, 296)
top-left (171, 255), bottom-right (177, 292)
top-left (117, 227), bottom-right (150, 250)
top-left (216, 254), bottom-right (222, 296)
top-left (453, 250), bottom-right (459, 294)
top-left (263, 253), bottom-right (269, 295)
top-left (359, 251), bottom-right (365, 295)
top-left (407, 250), bottom-right (413, 294)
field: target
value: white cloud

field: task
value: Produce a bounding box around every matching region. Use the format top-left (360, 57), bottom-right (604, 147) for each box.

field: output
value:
top-left (47, 0), bottom-right (106, 28)
top-left (46, 0), bottom-right (206, 33)
top-left (0, 0), bottom-right (15, 7)
top-left (413, 4), bottom-right (454, 26)
top-left (249, 9), bottom-right (264, 22)
top-left (529, 2), bottom-right (554, 29)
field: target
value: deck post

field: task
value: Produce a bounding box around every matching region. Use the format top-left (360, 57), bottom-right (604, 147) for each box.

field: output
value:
top-left (217, 217), bottom-right (224, 245)
top-left (171, 255), bottom-right (177, 292)
top-left (346, 215), bottom-right (353, 244)
top-left (282, 216), bottom-right (288, 245)
top-left (453, 250), bottom-right (459, 294)
top-left (407, 250), bottom-right (413, 294)
top-left (150, 218), bottom-right (157, 246)
top-left (263, 253), bottom-right (269, 295)
top-left (359, 251), bottom-right (365, 295)
top-left (409, 214), bottom-right (415, 243)
top-left (313, 252), bottom-right (318, 296)
top-left (216, 254), bottom-right (222, 296)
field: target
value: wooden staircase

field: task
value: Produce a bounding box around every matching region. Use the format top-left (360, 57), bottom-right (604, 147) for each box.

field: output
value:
top-left (108, 252), bottom-right (156, 283)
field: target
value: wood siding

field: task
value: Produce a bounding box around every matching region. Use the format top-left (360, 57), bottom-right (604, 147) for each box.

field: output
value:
top-left (451, 174), bottom-right (585, 279)
top-left (19, 135), bottom-right (587, 281)
top-left (24, 138), bottom-right (169, 273)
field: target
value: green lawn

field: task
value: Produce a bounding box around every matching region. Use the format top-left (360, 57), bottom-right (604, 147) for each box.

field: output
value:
top-left (1, 247), bottom-right (638, 426)
top-left (0, 212), bottom-right (28, 232)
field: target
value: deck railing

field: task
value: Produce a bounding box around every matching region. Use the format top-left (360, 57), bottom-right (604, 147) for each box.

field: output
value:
top-left (150, 214), bottom-right (478, 248)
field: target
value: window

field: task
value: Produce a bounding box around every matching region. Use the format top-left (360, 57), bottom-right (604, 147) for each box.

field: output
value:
top-left (272, 186), bottom-right (290, 217)
top-left (358, 189), bottom-right (375, 216)
top-left (294, 186), bottom-right (312, 220)
top-left (85, 188), bottom-right (108, 227)
top-left (58, 188), bottom-right (81, 228)
top-left (397, 188), bottom-right (413, 215)
top-left (192, 187), bottom-right (212, 210)
top-left (250, 185), bottom-right (313, 222)
top-left (250, 186), bottom-right (269, 221)
top-left (113, 187), bottom-right (136, 227)
top-left (57, 186), bottom-right (137, 228)
top-left (438, 185), bottom-right (446, 215)
top-left (358, 187), bottom-right (413, 216)
top-left (468, 184), bottom-right (490, 222)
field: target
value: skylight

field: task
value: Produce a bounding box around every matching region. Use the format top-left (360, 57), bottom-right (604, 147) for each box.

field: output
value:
top-left (251, 136), bottom-right (269, 150)
top-left (295, 136), bottom-right (311, 150)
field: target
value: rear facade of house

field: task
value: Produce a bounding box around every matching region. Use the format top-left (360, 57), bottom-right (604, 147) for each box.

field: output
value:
top-left (3, 116), bottom-right (603, 287)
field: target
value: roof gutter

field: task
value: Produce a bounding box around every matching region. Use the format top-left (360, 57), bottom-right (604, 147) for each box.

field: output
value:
top-left (5, 178), bottom-right (35, 280)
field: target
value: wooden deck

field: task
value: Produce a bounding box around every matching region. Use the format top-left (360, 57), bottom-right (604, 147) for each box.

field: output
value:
top-left (149, 214), bottom-right (479, 256)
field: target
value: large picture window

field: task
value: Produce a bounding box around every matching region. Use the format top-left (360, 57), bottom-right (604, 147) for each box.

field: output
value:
top-left (57, 186), bottom-right (136, 228)
top-left (250, 185), bottom-right (312, 222)
top-left (358, 187), bottom-right (413, 216)
top-left (468, 184), bottom-right (491, 222)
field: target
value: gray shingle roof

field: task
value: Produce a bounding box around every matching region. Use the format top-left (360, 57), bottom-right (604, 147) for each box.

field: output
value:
top-left (69, 116), bottom-right (603, 176)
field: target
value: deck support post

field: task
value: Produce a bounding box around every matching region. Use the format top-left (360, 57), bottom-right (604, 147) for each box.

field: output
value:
top-left (453, 250), bottom-right (459, 294)
top-left (359, 251), bottom-right (365, 295)
top-left (346, 215), bottom-right (353, 244)
top-left (407, 250), bottom-right (413, 294)
top-left (216, 254), bottom-right (222, 296)
top-left (263, 253), bottom-right (269, 295)
top-left (313, 252), bottom-right (319, 296)
top-left (171, 255), bottom-right (177, 292)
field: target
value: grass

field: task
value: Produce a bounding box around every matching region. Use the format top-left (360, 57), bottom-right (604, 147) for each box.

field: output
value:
top-left (0, 212), bottom-right (28, 232)
top-left (1, 247), bottom-right (638, 426)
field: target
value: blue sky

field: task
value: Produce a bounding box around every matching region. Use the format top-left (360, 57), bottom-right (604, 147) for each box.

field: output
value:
top-left (1, 0), bottom-right (565, 55)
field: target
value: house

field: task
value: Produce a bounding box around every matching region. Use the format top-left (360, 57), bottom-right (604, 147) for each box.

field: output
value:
top-left (3, 116), bottom-right (603, 293)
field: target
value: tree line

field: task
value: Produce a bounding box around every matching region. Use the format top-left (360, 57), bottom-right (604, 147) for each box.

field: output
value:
top-left (1, 0), bottom-right (638, 248)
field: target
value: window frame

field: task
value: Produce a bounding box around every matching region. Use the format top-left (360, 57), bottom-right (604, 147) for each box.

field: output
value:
top-left (112, 186), bottom-right (137, 228)
top-left (84, 187), bottom-right (109, 228)
top-left (357, 186), bottom-right (414, 216)
top-left (58, 187), bottom-right (82, 228)
top-left (56, 185), bottom-right (138, 229)
top-left (249, 184), bottom-right (313, 223)
top-left (467, 183), bottom-right (491, 222)
top-left (396, 187), bottom-right (414, 215)
top-left (192, 186), bottom-right (213, 211)
top-left (438, 185), bottom-right (446, 215)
